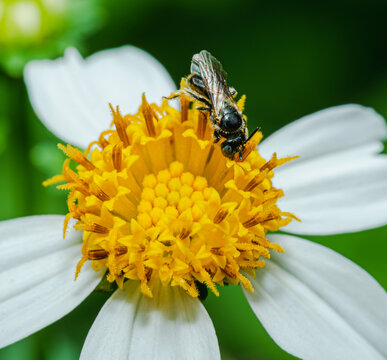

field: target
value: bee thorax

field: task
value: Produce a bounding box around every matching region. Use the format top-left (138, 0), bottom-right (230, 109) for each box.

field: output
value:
top-left (220, 107), bottom-right (243, 132)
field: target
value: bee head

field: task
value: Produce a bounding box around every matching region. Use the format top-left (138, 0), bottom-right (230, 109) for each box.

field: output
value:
top-left (221, 139), bottom-right (238, 159)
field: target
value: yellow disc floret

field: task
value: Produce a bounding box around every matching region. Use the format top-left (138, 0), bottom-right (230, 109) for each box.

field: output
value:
top-left (45, 94), bottom-right (298, 298)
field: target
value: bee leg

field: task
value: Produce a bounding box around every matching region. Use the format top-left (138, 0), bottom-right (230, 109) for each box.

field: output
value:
top-left (196, 106), bottom-right (211, 111)
top-left (213, 130), bottom-right (221, 143)
top-left (238, 149), bottom-right (243, 160)
top-left (164, 93), bottom-right (179, 100)
top-left (164, 89), bottom-right (186, 100)
top-left (183, 86), bottom-right (211, 106)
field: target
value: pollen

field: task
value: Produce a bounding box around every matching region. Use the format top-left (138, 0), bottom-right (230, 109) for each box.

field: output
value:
top-left (47, 94), bottom-right (298, 298)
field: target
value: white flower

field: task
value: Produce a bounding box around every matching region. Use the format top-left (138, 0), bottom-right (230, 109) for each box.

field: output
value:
top-left (1, 46), bottom-right (387, 359)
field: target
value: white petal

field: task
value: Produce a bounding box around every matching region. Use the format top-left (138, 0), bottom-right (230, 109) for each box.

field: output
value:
top-left (24, 46), bottom-right (176, 149)
top-left (244, 234), bottom-right (387, 360)
top-left (81, 281), bottom-right (220, 360)
top-left (259, 104), bottom-right (387, 161)
top-left (278, 152), bottom-right (387, 234)
top-left (259, 104), bottom-right (387, 234)
top-left (0, 215), bottom-right (102, 348)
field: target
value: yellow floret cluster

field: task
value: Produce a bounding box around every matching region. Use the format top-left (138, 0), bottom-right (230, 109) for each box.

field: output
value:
top-left (46, 94), bottom-right (297, 298)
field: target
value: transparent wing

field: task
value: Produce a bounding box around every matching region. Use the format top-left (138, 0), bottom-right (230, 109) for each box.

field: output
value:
top-left (191, 50), bottom-right (233, 118)
top-left (191, 50), bottom-right (227, 79)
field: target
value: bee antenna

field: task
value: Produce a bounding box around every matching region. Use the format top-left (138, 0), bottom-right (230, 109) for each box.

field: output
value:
top-left (247, 127), bottom-right (261, 141)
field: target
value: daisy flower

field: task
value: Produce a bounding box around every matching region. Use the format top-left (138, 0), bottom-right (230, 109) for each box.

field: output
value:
top-left (1, 46), bottom-right (387, 360)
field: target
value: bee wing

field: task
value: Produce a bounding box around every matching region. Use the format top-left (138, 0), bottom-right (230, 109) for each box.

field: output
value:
top-left (191, 50), bottom-right (228, 79)
top-left (191, 51), bottom-right (233, 119)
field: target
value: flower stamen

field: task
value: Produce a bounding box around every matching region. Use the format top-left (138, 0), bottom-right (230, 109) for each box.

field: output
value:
top-left (196, 111), bottom-right (208, 139)
top-left (141, 94), bottom-right (157, 137)
top-left (213, 208), bottom-right (229, 224)
top-left (74, 223), bottom-right (109, 234)
top-left (58, 144), bottom-right (95, 170)
top-left (109, 104), bottom-right (130, 147)
top-left (180, 97), bottom-right (189, 123)
top-left (112, 142), bottom-right (123, 171)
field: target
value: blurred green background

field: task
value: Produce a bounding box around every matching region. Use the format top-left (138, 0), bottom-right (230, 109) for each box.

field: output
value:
top-left (1, 0), bottom-right (387, 359)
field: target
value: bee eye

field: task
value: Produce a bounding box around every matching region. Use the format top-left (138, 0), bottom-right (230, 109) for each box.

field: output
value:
top-left (221, 142), bottom-right (235, 158)
top-left (220, 111), bottom-right (242, 131)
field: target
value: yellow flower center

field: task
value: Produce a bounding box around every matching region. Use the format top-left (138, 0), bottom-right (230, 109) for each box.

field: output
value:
top-left (45, 94), bottom-right (298, 298)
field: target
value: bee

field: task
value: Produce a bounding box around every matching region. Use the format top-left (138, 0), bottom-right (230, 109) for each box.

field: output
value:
top-left (169, 50), bottom-right (258, 159)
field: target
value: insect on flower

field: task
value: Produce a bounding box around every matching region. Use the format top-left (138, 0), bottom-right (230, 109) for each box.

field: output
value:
top-left (168, 50), bottom-right (259, 160)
